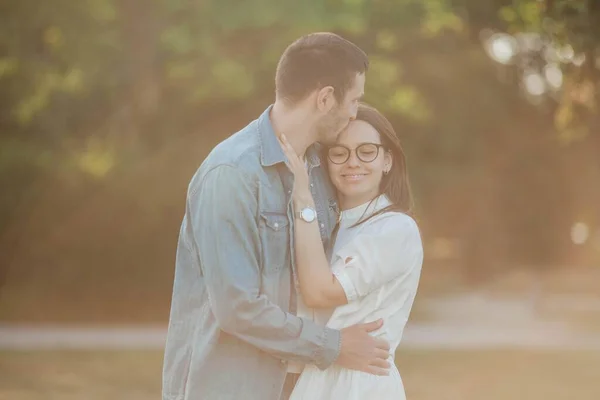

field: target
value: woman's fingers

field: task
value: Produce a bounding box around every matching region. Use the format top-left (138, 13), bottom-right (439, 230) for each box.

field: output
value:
top-left (279, 134), bottom-right (303, 172)
top-left (281, 134), bottom-right (297, 160)
top-left (278, 134), bottom-right (310, 191)
top-left (278, 135), bottom-right (292, 157)
top-left (280, 134), bottom-right (294, 156)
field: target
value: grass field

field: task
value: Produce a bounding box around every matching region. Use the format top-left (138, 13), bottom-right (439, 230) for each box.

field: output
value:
top-left (2, 349), bottom-right (599, 400)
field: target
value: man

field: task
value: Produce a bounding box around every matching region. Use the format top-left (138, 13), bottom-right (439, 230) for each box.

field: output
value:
top-left (162, 32), bottom-right (391, 400)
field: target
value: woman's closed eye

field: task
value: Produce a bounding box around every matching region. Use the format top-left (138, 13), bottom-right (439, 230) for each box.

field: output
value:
top-left (330, 149), bottom-right (347, 157)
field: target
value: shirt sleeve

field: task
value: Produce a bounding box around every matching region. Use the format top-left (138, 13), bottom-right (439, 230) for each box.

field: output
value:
top-left (191, 164), bottom-right (340, 369)
top-left (331, 214), bottom-right (423, 302)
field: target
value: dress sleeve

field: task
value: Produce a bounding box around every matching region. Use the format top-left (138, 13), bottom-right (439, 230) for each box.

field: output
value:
top-left (331, 214), bottom-right (423, 302)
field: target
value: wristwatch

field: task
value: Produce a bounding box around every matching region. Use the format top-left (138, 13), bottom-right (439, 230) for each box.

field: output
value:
top-left (295, 206), bottom-right (317, 223)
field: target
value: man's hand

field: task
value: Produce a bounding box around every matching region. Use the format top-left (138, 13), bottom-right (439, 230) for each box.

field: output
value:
top-left (335, 319), bottom-right (391, 375)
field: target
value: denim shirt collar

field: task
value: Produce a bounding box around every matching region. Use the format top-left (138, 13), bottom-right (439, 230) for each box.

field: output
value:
top-left (258, 105), bottom-right (322, 169)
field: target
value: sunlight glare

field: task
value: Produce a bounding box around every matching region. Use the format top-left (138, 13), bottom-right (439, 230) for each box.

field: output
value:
top-left (543, 63), bottom-right (563, 89)
top-left (571, 222), bottom-right (589, 245)
top-left (572, 53), bottom-right (586, 67)
top-left (486, 33), bottom-right (518, 64)
top-left (523, 72), bottom-right (546, 96)
top-left (557, 45), bottom-right (574, 63)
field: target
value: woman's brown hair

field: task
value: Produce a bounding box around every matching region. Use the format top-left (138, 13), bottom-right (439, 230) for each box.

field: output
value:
top-left (325, 103), bottom-right (415, 226)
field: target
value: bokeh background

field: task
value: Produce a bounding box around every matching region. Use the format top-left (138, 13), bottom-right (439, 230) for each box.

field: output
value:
top-left (1, 1), bottom-right (600, 399)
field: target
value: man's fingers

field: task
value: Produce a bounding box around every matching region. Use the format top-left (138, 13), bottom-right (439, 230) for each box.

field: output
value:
top-left (369, 358), bottom-right (391, 369)
top-left (373, 337), bottom-right (391, 352)
top-left (362, 319), bottom-right (383, 332)
top-left (365, 366), bottom-right (390, 376)
top-left (374, 348), bottom-right (391, 361)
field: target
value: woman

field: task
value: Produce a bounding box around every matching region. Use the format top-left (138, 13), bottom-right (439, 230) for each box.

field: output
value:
top-left (280, 103), bottom-right (423, 400)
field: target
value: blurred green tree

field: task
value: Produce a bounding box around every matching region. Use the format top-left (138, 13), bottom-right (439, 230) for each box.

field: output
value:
top-left (1, 0), bottom-right (598, 313)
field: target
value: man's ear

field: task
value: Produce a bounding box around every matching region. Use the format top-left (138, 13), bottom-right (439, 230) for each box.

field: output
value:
top-left (316, 86), bottom-right (336, 113)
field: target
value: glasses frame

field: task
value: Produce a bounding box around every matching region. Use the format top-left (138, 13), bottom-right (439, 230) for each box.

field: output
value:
top-left (326, 143), bottom-right (386, 165)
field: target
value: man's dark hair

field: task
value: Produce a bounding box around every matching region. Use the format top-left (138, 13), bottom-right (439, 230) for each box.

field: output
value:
top-left (275, 32), bottom-right (369, 104)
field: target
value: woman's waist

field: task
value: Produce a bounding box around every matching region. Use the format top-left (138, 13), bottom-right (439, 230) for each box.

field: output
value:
top-left (327, 311), bottom-right (408, 345)
top-left (301, 360), bottom-right (402, 385)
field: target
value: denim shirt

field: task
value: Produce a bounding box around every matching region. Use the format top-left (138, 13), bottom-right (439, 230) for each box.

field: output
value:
top-left (162, 106), bottom-right (340, 400)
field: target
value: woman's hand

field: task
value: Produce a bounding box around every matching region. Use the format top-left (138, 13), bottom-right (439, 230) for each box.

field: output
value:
top-left (279, 134), bottom-right (313, 205)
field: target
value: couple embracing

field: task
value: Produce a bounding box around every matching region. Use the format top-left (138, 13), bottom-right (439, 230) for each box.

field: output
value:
top-left (162, 32), bottom-right (423, 400)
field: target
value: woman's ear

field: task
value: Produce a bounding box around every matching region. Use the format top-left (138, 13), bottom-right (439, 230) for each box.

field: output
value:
top-left (383, 150), bottom-right (393, 173)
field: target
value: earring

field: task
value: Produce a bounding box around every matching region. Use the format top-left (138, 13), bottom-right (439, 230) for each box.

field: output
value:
top-left (383, 169), bottom-right (389, 175)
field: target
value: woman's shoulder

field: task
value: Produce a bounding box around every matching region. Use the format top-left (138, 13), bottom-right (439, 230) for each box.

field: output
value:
top-left (363, 211), bottom-right (419, 232)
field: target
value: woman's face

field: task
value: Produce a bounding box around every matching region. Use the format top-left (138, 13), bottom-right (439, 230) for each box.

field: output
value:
top-left (327, 120), bottom-right (392, 209)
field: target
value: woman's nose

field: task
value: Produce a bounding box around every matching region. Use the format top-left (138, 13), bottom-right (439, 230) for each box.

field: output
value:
top-left (347, 151), bottom-right (361, 167)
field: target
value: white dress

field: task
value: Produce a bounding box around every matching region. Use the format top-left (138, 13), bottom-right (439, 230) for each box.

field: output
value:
top-left (289, 195), bottom-right (423, 400)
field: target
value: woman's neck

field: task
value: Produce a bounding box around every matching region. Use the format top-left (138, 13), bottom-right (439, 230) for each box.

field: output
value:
top-left (338, 191), bottom-right (381, 211)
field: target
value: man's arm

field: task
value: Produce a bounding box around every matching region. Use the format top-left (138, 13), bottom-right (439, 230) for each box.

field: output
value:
top-left (190, 164), bottom-right (339, 369)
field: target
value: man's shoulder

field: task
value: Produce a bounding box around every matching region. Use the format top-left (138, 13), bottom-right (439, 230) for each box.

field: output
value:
top-left (205, 120), bottom-right (262, 169)
top-left (188, 119), bottom-right (266, 192)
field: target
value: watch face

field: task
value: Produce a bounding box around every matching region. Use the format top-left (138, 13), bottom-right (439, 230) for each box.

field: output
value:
top-left (301, 208), bottom-right (316, 222)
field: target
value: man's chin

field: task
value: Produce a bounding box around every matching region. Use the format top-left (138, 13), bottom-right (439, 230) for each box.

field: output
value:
top-left (326, 128), bottom-right (346, 144)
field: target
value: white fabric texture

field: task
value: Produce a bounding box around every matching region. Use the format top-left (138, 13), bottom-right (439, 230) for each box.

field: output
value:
top-left (289, 195), bottom-right (423, 400)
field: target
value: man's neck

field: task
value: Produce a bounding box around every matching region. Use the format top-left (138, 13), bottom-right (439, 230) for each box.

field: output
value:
top-left (270, 101), bottom-right (318, 159)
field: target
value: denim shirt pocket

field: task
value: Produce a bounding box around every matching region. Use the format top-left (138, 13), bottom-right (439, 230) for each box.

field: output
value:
top-left (259, 211), bottom-right (290, 274)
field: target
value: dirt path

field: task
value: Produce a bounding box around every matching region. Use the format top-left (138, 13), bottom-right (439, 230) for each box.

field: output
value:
top-left (3, 292), bottom-right (599, 350)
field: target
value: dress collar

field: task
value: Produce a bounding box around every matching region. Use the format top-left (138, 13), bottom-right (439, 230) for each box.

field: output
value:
top-left (339, 194), bottom-right (391, 228)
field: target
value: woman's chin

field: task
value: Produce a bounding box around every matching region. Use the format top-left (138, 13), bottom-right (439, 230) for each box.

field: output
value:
top-left (336, 187), bottom-right (376, 205)
top-left (334, 185), bottom-right (356, 199)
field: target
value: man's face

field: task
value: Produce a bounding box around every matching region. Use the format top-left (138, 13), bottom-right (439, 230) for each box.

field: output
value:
top-left (317, 73), bottom-right (365, 144)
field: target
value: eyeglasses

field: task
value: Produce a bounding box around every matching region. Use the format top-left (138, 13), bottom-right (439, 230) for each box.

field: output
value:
top-left (327, 143), bottom-right (385, 164)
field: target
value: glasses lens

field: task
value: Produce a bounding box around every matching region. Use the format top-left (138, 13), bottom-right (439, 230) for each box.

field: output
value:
top-left (357, 144), bottom-right (379, 162)
top-left (328, 146), bottom-right (349, 164)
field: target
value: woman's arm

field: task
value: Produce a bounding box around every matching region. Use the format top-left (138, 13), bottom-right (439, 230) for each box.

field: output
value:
top-left (279, 134), bottom-right (349, 308)
top-left (293, 193), bottom-right (349, 308)
top-left (279, 135), bottom-right (423, 309)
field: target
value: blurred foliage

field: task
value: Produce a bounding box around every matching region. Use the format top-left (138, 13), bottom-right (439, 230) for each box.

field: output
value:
top-left (1, 0), bottom-right (599, 306)
top-left (0, 0), bottom-right (462, 135)
top-left (0, 0), bottom-right (461, 253)
top-left (497, 0), bottom-right (600, 142)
